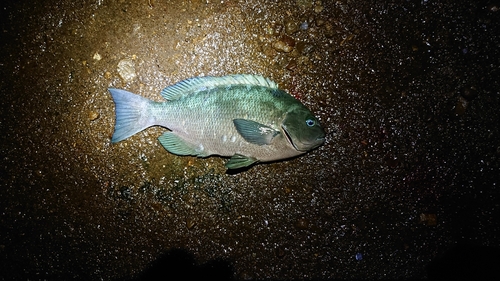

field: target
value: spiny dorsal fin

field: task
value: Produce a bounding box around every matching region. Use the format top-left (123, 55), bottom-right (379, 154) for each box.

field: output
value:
top-left (160, 74), bottom-right (278, 101)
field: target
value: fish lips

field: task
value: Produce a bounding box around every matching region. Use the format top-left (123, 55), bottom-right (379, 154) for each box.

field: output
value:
top-left (281, 124), bottom-right (325, 152)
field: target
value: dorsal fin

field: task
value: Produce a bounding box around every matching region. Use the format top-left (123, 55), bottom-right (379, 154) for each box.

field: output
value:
top-left (160, 74), bottom-right (279, 101)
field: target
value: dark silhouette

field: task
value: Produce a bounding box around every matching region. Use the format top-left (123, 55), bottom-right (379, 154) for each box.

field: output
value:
top-left (427, 242), bottom-right (500, 280)
top-left (129, 248), bottom-right (234, 281)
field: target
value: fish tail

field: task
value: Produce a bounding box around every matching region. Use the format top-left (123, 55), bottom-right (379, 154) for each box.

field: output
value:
top-left (109, 88), bottom-right (156, 143)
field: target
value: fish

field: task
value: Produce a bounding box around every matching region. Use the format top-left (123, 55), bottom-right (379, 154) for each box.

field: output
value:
top-left (109, 74), bottom-right (325, 169)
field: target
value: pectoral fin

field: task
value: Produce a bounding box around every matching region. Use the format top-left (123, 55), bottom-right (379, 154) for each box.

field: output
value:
top-left (225, 154), bottom-right (258, 169)
top-left (233, 119), bottom-right (280, 146)
top-left (158, 132), bottom-right (208, 157)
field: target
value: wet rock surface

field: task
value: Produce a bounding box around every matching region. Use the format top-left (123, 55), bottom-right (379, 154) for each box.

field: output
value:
top-left (1, 0), bottom-right (499, 279)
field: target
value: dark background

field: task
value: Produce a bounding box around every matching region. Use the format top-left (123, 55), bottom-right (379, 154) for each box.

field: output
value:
top-left (1, 0), bottom-right (499, 279)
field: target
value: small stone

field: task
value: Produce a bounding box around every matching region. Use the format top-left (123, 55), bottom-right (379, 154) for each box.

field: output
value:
top-left (117, 58), bottom-right (136, 82)
top-left (261, 43), bottom-right (277, 57)
top-left (93, 52), bottom-right (102, 61)
top-left (119, 186), bottom-right (133, 201)
top-left (288, 48), bottom-right (301, 58)
top-left (384, 154), bottom-right (399, 168)
top-left (281, 35), bottom-right (296, 47)
top-left (284, 19), bottom-right (300, 35)
top-left (419, 213), bottom-right (437, 226)
top-left (295, 217), bottom-right (309, 230)
top-left (272, 23), bottom-right (283, 35)
top-left (276, 246), bottom-right (286, 258)
top-left (324, 23), bottom-right (335, 38)
top-left (304, 44), bottom-right (314, 54)
top-left (314, 5), bottom-right (324, 13)
top-left (272, 39), bottom-right (294, 53)
top-left (340, 34), bottom-right (355, 46)
top-left (300, 21), bottom-right (309, 30)
top-left (285, 59), bottom-right (297, 71)
top-left (296, 0), bottom-right (313, 9)
top-left (295, 41), bottom-right (313, 55)
top-left (460, 86), bottom-right (477, 100)
top-left (296, 56), bottom-right (311, 69)
top-left (88, 111), bottom-right (99, 121)
top-left (488, 4), bottom-right (499, 12)
top-left (186, 218), bottom-right (196, 229)
top-left (454, 96), bottom-right (469, 116)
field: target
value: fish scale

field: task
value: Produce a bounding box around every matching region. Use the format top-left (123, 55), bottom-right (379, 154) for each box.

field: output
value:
top-left (153, 85), bottom-right (286, 155)
top-left (109, 74), bottom-right (325, 169)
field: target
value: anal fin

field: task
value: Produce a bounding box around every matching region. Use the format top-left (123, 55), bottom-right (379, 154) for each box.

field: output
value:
top-left (225, 154), bottom-right (258, 169)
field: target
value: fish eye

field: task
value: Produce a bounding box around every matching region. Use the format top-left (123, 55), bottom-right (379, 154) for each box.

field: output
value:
top-left (306, 119), bottom-right (315, 127)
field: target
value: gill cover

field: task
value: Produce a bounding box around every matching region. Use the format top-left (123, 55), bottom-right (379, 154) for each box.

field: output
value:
top-left (281, 107), bottom-right (326, 152)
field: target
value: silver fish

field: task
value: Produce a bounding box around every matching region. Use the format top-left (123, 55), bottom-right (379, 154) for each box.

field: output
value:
top-left (109, 74), bottom-right (325, 169)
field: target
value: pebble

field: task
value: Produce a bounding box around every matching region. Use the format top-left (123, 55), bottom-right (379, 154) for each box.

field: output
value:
top-left (262, 45), bottom-right (277, 58)
top-left (272, 36), bottom-right (295, 53)
top-left (296, 0), bottom-right (313, 9)
top-left (120, 186), bottom-right (133, 201)
top-left (295, 41), bottom-right (312, 55)
top-left (281, 35), bottom-right (296, 47)
top-left (117, 58), bottom-right (136, 82)
top-left (385, 154), bottom-right (399, 168)
top-left (454, 96), bottom-right (469, 116)
top-left (284, 19), bottom-right (300, 35)
top-left (314, 4), bottom-right (324, 13)
top-left (419, 213), bottom-right (437, 226)
top-left (271, 23), bottom-right (283, 35)
top-left (186, 218), bottom-right (196, 229)
top-left (324, 22), bottom-right (335, 38)
top-left (286, 59), bottom-right (297, 71)
top-left (275, 246), bottom-right (286, 258)
top-left (88, 111), bottom-right (100, 121)
top-left (300, 21), bottom-right (309, 30)
top-left (460, 86), bottom-right (477, 100)
top-left (488, 4), bottom-right (499, 12)
top-left (295, 217), bottom-right (309, 230)
top-left (93, 52), bottom-right (102, 61)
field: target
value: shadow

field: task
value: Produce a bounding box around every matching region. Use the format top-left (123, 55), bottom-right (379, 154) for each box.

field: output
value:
top-left (427, 242), bottom-right (500, 280)
top-left (127, 248), bottom-right (234, 281)
top-left (225, 165), bottom-right (253, 175)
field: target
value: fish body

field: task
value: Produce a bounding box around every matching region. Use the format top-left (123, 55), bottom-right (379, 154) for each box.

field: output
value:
top-left (109, 74), bottom-right (325, 169)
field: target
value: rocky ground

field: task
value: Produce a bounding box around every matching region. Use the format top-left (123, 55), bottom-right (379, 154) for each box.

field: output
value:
top-left (1, 0), bottom-right (499, 279)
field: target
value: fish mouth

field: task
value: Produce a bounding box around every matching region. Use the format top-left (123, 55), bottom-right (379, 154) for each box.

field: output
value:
top-left (282, 124), bottom-right (301, 151)
top-left (282, 124), bottom-right (325, 152)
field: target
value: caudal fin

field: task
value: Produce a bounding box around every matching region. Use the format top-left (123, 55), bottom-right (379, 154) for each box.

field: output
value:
top-left (109, 88), bottom-right (156, 143)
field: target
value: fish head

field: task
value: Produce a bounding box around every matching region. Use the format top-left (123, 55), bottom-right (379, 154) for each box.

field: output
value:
top-left (281, 107), bottom-right (326, 152)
